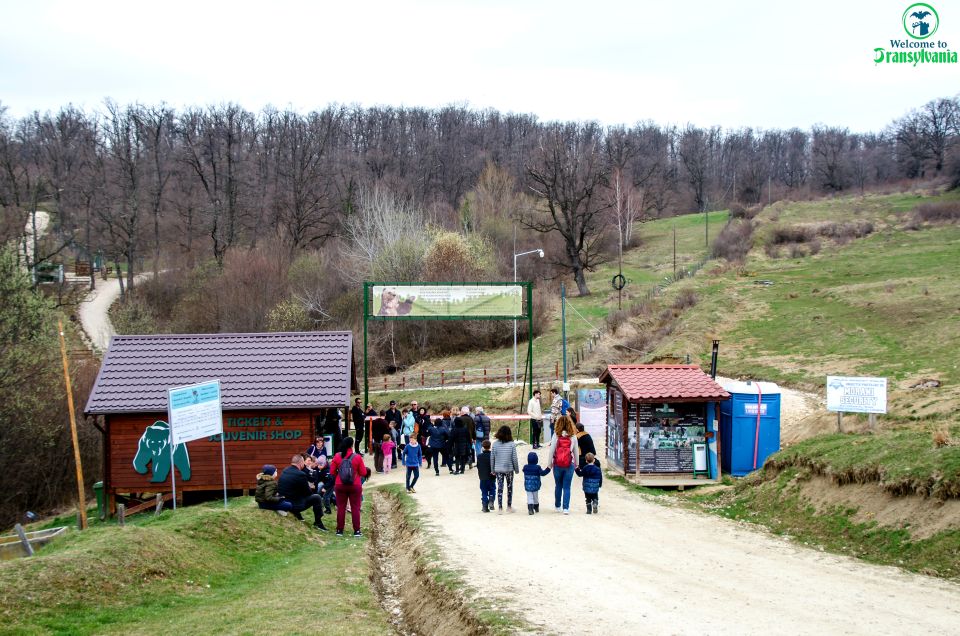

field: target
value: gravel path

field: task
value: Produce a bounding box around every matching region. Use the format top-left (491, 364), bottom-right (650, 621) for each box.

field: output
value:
top-left (367, 447), bottom-right (960, 635)
top-left (78, 273), bottom-right (153, 352)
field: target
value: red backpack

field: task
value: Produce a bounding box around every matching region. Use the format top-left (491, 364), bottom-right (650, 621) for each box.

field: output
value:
top-left (554, 436), bottom-right (573, 468)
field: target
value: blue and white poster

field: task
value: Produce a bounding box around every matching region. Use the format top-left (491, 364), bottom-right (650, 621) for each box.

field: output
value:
top-left (577, 388), bottom-right (607, 445)
top-left (168, 380), bottom-right (223, 445)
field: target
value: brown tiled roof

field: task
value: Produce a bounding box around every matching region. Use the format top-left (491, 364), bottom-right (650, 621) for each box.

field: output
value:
top-left (84, 332), bottom-right (356, 414)
top-left (599, 365), bottom-right (730, 402)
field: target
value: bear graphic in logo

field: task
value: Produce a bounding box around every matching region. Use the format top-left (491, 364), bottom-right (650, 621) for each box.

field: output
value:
top-left (132, 420), bottom-right (191, 483)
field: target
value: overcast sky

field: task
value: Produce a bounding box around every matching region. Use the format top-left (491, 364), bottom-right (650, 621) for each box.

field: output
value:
top-left (1, 0), bottom-right (958, 131)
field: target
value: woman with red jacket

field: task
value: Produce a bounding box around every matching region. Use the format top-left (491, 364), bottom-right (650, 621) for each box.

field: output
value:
top-left (328, 437), bottom-right (370, 537)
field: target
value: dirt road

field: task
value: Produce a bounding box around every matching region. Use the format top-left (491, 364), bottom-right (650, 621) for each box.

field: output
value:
top-left (369, 446), bottom-right (960, 635)
top-left (78, 273), bottom-right (153, 351)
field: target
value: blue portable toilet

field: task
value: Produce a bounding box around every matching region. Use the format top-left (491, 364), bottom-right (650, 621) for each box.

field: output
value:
top-left (718, 380), bottom-right (781, 476)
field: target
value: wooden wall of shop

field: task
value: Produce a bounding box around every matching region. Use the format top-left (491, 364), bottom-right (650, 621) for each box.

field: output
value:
top-left (105, 409), bottom-right (318, 493)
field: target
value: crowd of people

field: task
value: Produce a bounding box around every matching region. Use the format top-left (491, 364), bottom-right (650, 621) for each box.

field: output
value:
top-left (255, 389), bottom-right (602, 535)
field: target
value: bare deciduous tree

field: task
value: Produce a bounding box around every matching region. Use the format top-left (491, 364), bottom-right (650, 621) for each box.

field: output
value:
top-left (522, 123), bottom-right (610, 296)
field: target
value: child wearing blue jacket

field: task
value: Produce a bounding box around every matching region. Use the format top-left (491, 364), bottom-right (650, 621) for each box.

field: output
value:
top-left (403, 437), bottom-right (423, 493)
top-left (522, 451), bottom-right (551, 515)
top-left (575, 452), bottom-right (603, 514)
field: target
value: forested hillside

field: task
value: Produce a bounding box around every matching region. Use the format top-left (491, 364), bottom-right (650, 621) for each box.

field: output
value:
top-left (2, 96), bottom-right (960, 526)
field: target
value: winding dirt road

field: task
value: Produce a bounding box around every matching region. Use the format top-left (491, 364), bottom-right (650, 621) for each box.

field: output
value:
top-left (369, 446), bottom-right (960, 635)
top-left (78, 273), bottom-right (153, 351)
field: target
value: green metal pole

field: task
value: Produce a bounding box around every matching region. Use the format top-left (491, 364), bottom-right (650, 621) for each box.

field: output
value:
top-left (527, 282), bottom-right (534, 400)
top-left (363, 283), bottom-right (369, 408)
top-left (561, 282), bottom-right (568, 400)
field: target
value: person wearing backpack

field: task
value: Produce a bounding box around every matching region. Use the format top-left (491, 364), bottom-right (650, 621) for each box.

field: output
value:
top-left (546, 415), bottom-right (579, 514)
top-left (472, 406), bottom-right (491, 464)
top-left (328, 437), bottom-right (370, 537)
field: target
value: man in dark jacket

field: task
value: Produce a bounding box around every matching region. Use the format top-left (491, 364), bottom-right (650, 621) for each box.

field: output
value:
top-left (575, 423), bottom-right (597, 467)
top-left (384, 400), bottom-right (402, 429)
top-left (426, 417), bottom-right (449, 476)
top-left (277, 455), bottom-right (327, 530)
top-left (471, 406), bottom-right (491, 466)
top-left (450, 412), bottom-right (471, 474)
top-left (350, 398), bottom-right (367, 453)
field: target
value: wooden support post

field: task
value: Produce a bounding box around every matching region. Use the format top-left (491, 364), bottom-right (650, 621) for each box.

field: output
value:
top-left (383, 376), bottom-right (387, 390)
top-left (58, 320), bottom-right (87, 530)
top-left (421, 370), bottom-right (425, 386)
top-left (483, 368), bottom-right (487, 384)
top-left (118, 504), bottom-right (126, 527)
top-left (836, 411), bottom-right (843, 433)
top-left (14, 524), bottom-right (34, 557)
top-left (868, 413), bottom-right (877, 432)
top-left (402, 375), bottom-right (406, 389)
top-left (462, 369), bottom-right (466, 384)
top-left (441, 369), bottom-right (444, 386)
top-left (154, 493), bottom-right (164, 516)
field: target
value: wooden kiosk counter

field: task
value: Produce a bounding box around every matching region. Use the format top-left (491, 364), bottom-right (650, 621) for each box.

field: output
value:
top-left (600, 365), bottom-right (730, 486)
top-left (84, 331), bottom-right (357, 514)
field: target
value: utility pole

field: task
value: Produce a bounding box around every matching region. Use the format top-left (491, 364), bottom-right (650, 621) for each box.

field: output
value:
top-left (561, 282), bottom-right (568, 400)
top-left (58, 320), bottom-right (87, 530)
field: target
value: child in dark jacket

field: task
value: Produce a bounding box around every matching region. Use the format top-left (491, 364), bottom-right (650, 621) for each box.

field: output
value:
top-left (476, 440), bottom-right (496, 513)
top-left (575, 452), bottom-right (603, 514)
top-left (522, 451), bottom-right (551, 515)
top-left (316, 455), bottom-right (334, 514)
top-left (255, 464), bottom-right (293, 515)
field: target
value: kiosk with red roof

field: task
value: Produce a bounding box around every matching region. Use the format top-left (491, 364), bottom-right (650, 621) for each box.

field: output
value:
top-left (599, 365), bottom-right (730, 486)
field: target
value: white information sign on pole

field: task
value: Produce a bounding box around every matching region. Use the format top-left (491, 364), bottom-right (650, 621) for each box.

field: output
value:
top-left (167, 380), bottom-right (228, 509)
top-left (168, 380), bottom-right (223, 444)
top-left (826, 376), bottom-right (887, 414)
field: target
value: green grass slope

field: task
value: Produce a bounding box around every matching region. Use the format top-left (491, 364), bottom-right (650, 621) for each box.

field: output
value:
top-left (0, 500), bottom-right (390, 636)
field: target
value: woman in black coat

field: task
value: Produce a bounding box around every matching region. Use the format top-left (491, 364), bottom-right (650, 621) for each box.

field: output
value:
top-left (450, 417), bottom-right (471, 474)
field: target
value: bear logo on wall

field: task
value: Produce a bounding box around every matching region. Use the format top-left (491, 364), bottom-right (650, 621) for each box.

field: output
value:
top-left (132, 420), bottom-right (191, 483)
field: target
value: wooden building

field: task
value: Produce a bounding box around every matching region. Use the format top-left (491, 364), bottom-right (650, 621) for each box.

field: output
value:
top-left (599, 364), bottom-right (730, 487)
top-left (84, 331), bottom-right (356, 513)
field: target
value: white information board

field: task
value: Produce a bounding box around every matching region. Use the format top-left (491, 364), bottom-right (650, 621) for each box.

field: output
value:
top-left (168, 380), bottom-right (223, 444)
top-left (826, 376), bottom-right (887, 414)
top-left (577, 388), bottom-right (607, 446)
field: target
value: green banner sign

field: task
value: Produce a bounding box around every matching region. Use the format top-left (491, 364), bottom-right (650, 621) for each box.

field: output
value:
top-left (369, 284), bottom-right (523, 318)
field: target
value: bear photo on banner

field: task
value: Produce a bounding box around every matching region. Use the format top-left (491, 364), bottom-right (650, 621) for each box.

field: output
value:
top-left (132, 420), bottom-right (192, 483)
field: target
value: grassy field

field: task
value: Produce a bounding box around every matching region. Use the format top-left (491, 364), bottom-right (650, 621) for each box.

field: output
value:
top-left (0, 499), bottom-right (390, 636)
top-left (591, 188), bottom-right (960, 578)
top-left (649, 191), bottom-right (960, 409)
top-left (687, 466), bottom-right (960, 579)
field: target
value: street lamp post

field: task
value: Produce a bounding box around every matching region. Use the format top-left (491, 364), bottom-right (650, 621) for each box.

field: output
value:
top-left (513, 248), bottom-right (544, 385)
